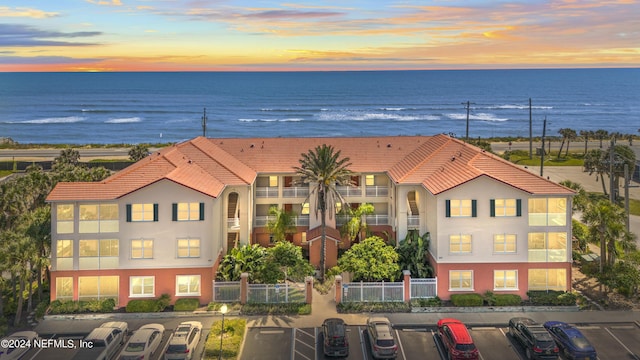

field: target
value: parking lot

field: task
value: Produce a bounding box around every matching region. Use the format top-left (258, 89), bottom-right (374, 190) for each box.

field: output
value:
top-left (241, 321), bottom-right (640, 359)
top-left (22, 316), bottom-right (214, 360)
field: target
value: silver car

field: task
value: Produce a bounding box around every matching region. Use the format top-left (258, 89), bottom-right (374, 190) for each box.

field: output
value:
top-left (164, 321), bottom-right (202, 360)
top-left (0, 331), bottom-right (39, 360)
top-left (366, 317), bottom-right (397, 359)
top-left (119, 324), bottom-right (165, 360)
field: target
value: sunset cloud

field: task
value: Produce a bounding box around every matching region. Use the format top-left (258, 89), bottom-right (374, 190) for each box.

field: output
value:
top-left (0, 6), bottom-right (59, 18)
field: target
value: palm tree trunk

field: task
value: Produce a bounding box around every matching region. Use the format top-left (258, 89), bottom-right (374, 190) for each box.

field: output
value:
top-left (565, 140), bottom-right (571, 157)
top-left (27, 268), bottom-right (33, 313)
top-left (14, 277), bottom-right (25, 327)
top-left (320, 209), bottom-right (326, 282)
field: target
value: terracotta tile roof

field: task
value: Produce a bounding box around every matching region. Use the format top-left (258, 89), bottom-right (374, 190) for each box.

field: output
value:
top-left (307, 225), bottom-right (342, 243)
top-left (46, 134), bottom-right (573, 202)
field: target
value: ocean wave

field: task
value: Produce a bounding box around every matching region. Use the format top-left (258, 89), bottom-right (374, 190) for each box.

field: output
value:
top-left (318, 112), bottom-right (439, 122)
top-left (380, 107), bottom-right (406, 111)
top-left (446, 113), bottom-right (508, 122)
top-left (486, 104), bottom-right (553, 110)
top-left (105, 117), bottom-right (142, 124)
top-left (18, 116), bottom-right (86, 124)
top-left (239, 118), bottom-right (303, 122)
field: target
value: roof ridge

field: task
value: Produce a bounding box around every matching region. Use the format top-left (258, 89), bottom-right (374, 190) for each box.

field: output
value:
top-left (395, 134), bottom-right (452, 183)
top-left (191, 137), bottom-right (256, 184)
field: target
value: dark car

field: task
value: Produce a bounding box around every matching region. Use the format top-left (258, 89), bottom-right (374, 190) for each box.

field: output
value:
top-left (508, 317), bottom-right (558, 360)
top-left (437, 318), bottom-right (479, 360)
top-left (322, 318), bottom-right (349, 357)
top-left (543, 321), bottom-right (597, 360)
top-left (366, 316), bottom-right (397, 359)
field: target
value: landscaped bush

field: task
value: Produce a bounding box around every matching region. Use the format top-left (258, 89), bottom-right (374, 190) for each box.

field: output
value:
top-left (410, 297), bottom-right (442, 307)
top-left (450, 293), bottom-right (483, 307)
top-left (241, 303), bottom-right (311, 315)
top-left (126, 294), bottom-right (171, 313)
top-left (337, 302), bottom-right (410, 313)
top-left (49, 298), bottom-right (116, 314)
top-left (204, 318), bottom-right (246, 359)
top-left (207, 302), bottom-right (242, 312)
top-left (527, 291), bottom-right (577, 306)
top-left (493, 294), bottom-right (522, 306)
top-left (174, 298), bottom-right (200, 311)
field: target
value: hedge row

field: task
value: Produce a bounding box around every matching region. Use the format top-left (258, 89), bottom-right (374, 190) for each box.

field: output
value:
top-left (174, 298), bottom-right (200, 311)
top-left (527, 291), bottom-right (577, 306)
top-left (125, 294), bottom-right (171, 313)
top-left (49, 298), bottom-right (116, 314)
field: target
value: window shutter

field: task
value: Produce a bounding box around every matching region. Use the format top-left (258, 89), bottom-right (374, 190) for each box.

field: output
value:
top-left (126, 204), bottom-right (132, 222)
top-left (490, 199), bottom-right (495, 217)
top-left (199, 202), bottom-right (205, 221)
top-left (172, 203), bottom-right (177, 221)
top-left (472, 200), bottom-right (477, 217)
top-left (153, 203), bottom-right (159, 222)
top-left (516, 199), bottom-right (522, 217)
top-left (445, 200), bottom-right (451, 218)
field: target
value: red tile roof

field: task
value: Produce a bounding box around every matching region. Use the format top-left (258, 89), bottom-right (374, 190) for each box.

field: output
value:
top-left (46, 134), bottom-right (573, 202)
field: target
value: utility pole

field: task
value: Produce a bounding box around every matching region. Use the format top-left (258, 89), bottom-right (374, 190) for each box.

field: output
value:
top-left (624, 163), bottom-right (630, 233)
top-left (462, 101), bottom-right (475, 141)
top-left (529, 98), bottom-right (533, 159)
top-left (201, 108), bottom-right (207, 137)
top-left (609, 137), bottom-right (615, 202)
top-left (540, 117), bottom-right (546, 177)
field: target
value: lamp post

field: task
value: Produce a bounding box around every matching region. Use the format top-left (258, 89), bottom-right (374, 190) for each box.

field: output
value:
top-left (218, 304), bottom-right (228, 360)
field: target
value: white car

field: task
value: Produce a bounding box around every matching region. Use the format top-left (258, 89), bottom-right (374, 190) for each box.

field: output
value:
top-left (118, 324), bottom-right (165, 360)
top-left (164, 321), bottom-right (202, 360)
top-left (0, 331), bottom-right (39, 360)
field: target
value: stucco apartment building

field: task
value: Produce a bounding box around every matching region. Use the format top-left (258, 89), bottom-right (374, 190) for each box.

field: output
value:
top-left (46, 134), bottom-right (574, 306)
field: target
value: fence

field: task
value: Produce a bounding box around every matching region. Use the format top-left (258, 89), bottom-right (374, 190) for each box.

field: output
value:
top-left (342, 281), bottom-right (404, 302)
top-left (213, 281), bottom-right (241, 303)
top-left (410, 278), bottom-right (438, 299)
top-left (247, 283), bottom-right (306, 304)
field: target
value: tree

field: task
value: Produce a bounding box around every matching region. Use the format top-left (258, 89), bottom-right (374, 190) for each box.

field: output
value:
top-left (21, 206), bottom-right (51, 302)
top-left (267, 241), bottom-right (314, 282)
top-left (128, 144), bottom-right (149, 162)
top-left (579, 130), bottom-right (592, 155)
top-left (557, 128), bottom-right (577, 158)
top-left (559, 180), bottom-right (588, 213)
top-left (583, 144), bottom-right (636, 198)
top-left (338, 236), bottom-right (400, 282)
top-left (266, 206), bottom-right (297, 243)
top-left (339, 203), bottom-right (374, 244)
top-left (53, 148), bottom-right (81, 167)
top-left (397, 231), bottom-right (433, 278)
top-left (594, 129), bottom-right (609, 148)
top-left (0, 230), bottom-right (35, 326)
top-left (294, 144), bottom-right (353, 281)
top-left (216, 244), bottom-right (266, 282)
top-left (582, 200), bottom-right (630, 271)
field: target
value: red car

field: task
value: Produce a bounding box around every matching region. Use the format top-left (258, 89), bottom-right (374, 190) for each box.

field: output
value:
top-left (437, 318), bottom-right (479, 360)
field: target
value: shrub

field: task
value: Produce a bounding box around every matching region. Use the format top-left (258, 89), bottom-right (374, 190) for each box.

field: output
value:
top-left (207, 302), bottom-right (242, 312)
top-left (35, 300), bottom-right (50, 319)
top-left (494, 294), bottom-right (522, 306)
top-left (411, 297), bottom-right (442, 307)
top-left (157, 294), bottom-right (171, 311)
top-left (174, 298), bottom-right (200, 311)
top-left (48, 299), bottom-right (116, 314)
top-left (337, 302), bottom-right (410, 313)
top-left (126, 294), bottom-right (171, 313)
top-left (450, 294), bottom-right (483, 307)
top-left (527, 291), bottom-right (577, 306)
top-left (240, 303), bottom-right (311, 315)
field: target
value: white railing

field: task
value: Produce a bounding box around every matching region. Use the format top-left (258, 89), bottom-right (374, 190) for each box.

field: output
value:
top-left (365, 186), bottom-right (388, 197)
top-left (213, 281), bottom-right (241, 303)
top-left (282, 187), bottom-right (309, 198)
top-left (336, 215), bottom-right (349, 227)
top-left (256, 187), bottom-right (279, 198)
top-left (342, 281), bottom-right (404, 302)
top-left (365, 214), bottom-right (389, 225)
top-left (295, 215), bottom-right (309, 226)
top-left (337, 186), bottom-right (362, 197)
top-left (247, 283), bottom-right (306, 303)
top-left (407, 215), bottom-right (420, 229)
top-left (255, 215), bottom-right (276, 227)
top-left (410, 278), bottom-right (437, 299)
top-left (227, 218), bottom-right (240, 229)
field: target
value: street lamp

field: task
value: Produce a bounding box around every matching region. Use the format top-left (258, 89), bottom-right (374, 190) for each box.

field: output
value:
top-left (218, 304), bottom-right (228, 360)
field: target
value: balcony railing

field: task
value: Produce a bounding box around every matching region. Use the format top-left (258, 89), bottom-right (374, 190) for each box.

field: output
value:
top-left (407, 215), bottom-right (420, 229)
top-left (227, 217), bottom-right (240, 229)
top-left (295, 215), bottom-right (309, 226)
top-left (255, 215), bottom-right (276, 227)
top-left (283, 187), bottom-right (309, 198)
top-left (336, 215), bottom-right (349, 227)
top-left (255, 215), bottom-right (309, 227)
top-left (337, 186), bottom-right (362, 197)
top-left (256, 187), bottom-right (279, 198)
top-left (365, 186), bottom-right (389, 197)
top-left (365, 214), bottom-right (389, 225)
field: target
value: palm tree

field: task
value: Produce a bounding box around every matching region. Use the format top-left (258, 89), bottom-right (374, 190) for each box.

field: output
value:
top-left (595, 129), bottom-right (609, 148)
top-left (339, 203), bottom-right (375, 244)
top-left (557, 128), bottom-right (574, 159)
top-left (128, 144), bottom-right (150, 162)
top-left (580, 130), bottom-right (592, 155)
top-left (582, 200), bottom-right (628, 272)
top-left (266, 206), bottom-right (297, 243)
top-left (559, 180), bottom-right (588, 213)
top-left (294, 144), bottom-right (353, 281)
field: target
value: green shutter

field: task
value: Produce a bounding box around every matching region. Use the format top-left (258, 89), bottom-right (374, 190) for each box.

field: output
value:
top-left (199, 202), bottom-right (205, 221)
top-left (153, 203), bottom-right (159, 222)
top-left (472, 200), bottom-right (477, 217)
top-left (172, 203), bottom-right (178, 221)
top-left (126, 204), bottom-right (132, 222)
top-left (490, 199), bottom-right (495, 217)
top-left (516, 199), bottom-right (522, 217)
top-left (445, 200), bottom-right (451, 217)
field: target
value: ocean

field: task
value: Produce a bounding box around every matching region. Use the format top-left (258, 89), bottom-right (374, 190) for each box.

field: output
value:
top-left (0, 69), bottom-right (638, 144)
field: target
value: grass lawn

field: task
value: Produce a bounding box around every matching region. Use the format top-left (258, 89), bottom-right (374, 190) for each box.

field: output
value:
top-left (204, 318), bottom-right (246, 360)
top-left (510, 155), bottom-right (584, 167)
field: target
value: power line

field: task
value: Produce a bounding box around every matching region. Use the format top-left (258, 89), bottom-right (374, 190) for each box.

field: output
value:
top-left (461, 101), bottom-right (475, 141)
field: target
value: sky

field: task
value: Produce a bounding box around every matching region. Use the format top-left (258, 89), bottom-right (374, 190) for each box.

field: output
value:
top-left (0, 0), bottom-right (639, 72)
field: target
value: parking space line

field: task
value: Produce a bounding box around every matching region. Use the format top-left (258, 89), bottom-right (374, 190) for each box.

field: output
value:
top-left (26, 333), bottom-right (55, 360)
top-left (394, 329), bottom-right (407, 360)
top-left (297, 328), bottom-right (314, 338)
top-left (604, 327), bottom-right (640, 360)
top-left (315, 327), bottom-right (318, 360)
top-left (359, 326), bottom-right (369, 360)
top-left (291, 328), bottom-right (296, 360)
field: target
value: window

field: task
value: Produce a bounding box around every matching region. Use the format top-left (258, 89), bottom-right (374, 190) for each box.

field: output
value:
top-left (177, 238), bottom-right (200, 258)
top-left (301, 232), bottom-right (307, 244)
top-left (528, 198), bottom-right (567, 226)
top-left (365, 175), bottom-right (375, 186)
top-left (128, 203), bottom-right (157, 222)
top-left (449, 234), bottom-right (472, 254)
top-left (301, 203), bottom-right (310, 215)
top-left (176, 275), bottom-right (201, 296)
top-left (493, 234), bottom-right (517, 253)
top-left (445, 199), bottom-right (477, 217)
top-left (79, 239), bottom-right (119, 269)
top-left (494, 270), bottom-right (518, 290)
top-left (79, 204), bottom-right (119, 233)
top-left (449, 270), bottom-right (473, 291)
top-left (528, 269), bottom-right (567, 291)
top-left (173, 202), bottom-right (204, 221)
top-left (131, 239), bottom-right (153, 259)
top-left (130, 276), bottom-right (155, 297)
top-left (56, 204), bottom-right (74, 234)
top-left (56, 277), bottom-right (73, 300)
top-left (269, 175), bottom-right (278, 187)
top-left (528, 232), bottom-right (567, 262)
top-left (78, 276), bottom-right (119, 301)
top-left (56, 239), bottom-right (74, 271)
top-left (491, 199), bottom-right (521, 217)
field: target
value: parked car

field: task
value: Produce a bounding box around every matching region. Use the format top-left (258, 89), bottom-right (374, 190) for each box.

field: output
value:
top-left (0, 331), bottom-right (39, 360)
top-left (543, 321), bottom-right (597, 360)
top-left (365, 316), bottom-right (397, 359)
top-left (322, 318), bottom-right (349, 357)
top-left (73, 321), bottom-right (129, 360)
top-left (119, 323), bottom-right (165, 360)
top-left (437, 318), bottom-right (479, 360)
top-left (508, 317), bottom-right (559, 360)
top-left (164, 321), bottom-right (202, 360)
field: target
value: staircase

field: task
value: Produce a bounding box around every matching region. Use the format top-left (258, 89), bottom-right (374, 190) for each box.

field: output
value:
top-left (408, 191), bottom-right (419, 215)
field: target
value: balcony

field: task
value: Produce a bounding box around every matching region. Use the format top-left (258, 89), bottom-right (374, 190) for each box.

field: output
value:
top-left (227, 217), bottom-right (240, 230)
top-left (256, 187), bottom-right (279, 198)
top-left (365, 214), bottom-right (389, 225)
top-left (255, 215), bottom-right (309, 227)
top-left (365, 186), bottom-right (388, 197)
top-left (407, 215), bottom-right (420, 229)
top-left (283, 187), bottom-right (309, 198)
top-left (337, 186), bottom-right (362, 197)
